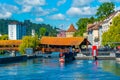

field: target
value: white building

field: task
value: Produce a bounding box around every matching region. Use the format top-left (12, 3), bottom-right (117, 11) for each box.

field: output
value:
top-left (8, 22), bottom-right (26, 40)
top-left (32, 29), bottom-right (35, 37)
top-left (87, 22), bottom-right (102, 47)
top-left (99, 10), bottom-right (120, 46)
top-left (102, 10), bottom-right (120, 33)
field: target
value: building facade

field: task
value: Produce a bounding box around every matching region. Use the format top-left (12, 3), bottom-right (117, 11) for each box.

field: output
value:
top-left (8, 22), bottom-right (26, 40)
top-left (99, 10), bottom-right (120, 46)
top-left (87, 23), bottom-right (101, 47)
top-left (57, 29), bottom-right (66, 37)
top-left (87, 10), bottom-right (120, 47)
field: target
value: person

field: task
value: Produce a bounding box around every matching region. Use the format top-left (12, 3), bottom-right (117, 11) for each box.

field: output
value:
top-left (94, 56), bottom-right (98, 61)
top-left (59, 52), bottom-right (64, 58)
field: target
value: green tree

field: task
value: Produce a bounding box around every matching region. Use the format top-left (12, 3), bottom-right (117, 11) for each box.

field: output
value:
top-left (75, 17), bottom-right (95, 36)
top-left (96, 2), bottom-right (115, 21)
top-left (39, 27), bottom-right (46, 38)
top-left (19, 35), bottom-right (39, 54)
top-left (102, 14), bottom-right (120, 47)
top-left (0, 34), bottom-right (8, 40)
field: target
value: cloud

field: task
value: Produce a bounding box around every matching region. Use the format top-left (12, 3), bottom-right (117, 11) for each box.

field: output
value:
top-left (72, 0), bottom-right (94, 7)
top-left (66, 7), bottom-right (97, 17)
top-left (0, 12), bottom-right (12, 19)
top-left (35, 18), bottom-right (44, 22)
top-left (51, 8), bottom-right (58, 12)
top-left (98, 0), bottom-right (120, 2)
top-left (66, 0), bottom-right (96, 17)
top-left (15, 0), bottom-right (46, 6)
top-left (16, 0), bottom-right (57, 17)
top-left (115, 6), bottom-right (120, 11)
top-left (32, 7), bottom-right (49, 16)
top-left (0, 3), bottom-right (18, 19)
top-left (15, 0), bottom-right (46, 13)
top-left (57, 0), bottom-right (66, 6)
top-left (49, 13), bottom-right (65, 20)
top-left (22, 5), bottom-right (32, 12)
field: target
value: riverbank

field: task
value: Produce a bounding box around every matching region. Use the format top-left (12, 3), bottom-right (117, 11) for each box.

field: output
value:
top-left (0, 55), bottom-right (27, 64)
top-left (75, 56), bottom-right (115, 60)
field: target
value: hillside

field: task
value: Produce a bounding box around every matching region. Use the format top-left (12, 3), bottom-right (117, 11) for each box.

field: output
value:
top-left (0, 19), bottom-right (58, 36)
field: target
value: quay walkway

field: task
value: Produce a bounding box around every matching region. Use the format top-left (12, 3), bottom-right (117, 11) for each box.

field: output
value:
top-left (75, 56), bottom-right (115, 60)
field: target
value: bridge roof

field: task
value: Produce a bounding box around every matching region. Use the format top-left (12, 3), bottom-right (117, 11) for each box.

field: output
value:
top-left (41, 37), bottom-right (85, 46)
top-left (0, 40), bottom-right (22, 45)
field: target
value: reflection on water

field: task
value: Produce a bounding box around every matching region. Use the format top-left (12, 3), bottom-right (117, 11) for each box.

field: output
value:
top-left (102, 60), bottom-right (120, 76)
top-left (0, 57), bottom-right (120, 79)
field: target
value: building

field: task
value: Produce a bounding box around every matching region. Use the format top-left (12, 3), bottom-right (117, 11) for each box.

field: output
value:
top-left (8, 22), bottom-right (26, 40)
top-left (99, 10), bottom-right (120, 46)
top-left (66, 24), bottom-right (76, 37)
top-left (0, 34), bottom-right (2, 36)
top-left (32, 29), bottom-right (35, 37)
top-left (87, 22), bottom-right (101, 47)
top-left (57, 29), bottom-right (66, 37)
top-left (102, 10), bottom-right (120, 33)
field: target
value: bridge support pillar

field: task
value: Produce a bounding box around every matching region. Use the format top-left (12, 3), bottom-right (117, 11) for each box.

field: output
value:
top-left (11, 51), bottom-right (16, 56)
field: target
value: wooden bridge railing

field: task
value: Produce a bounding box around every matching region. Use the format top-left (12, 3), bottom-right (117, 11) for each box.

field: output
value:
top-left (0, 47), bottom-right (19, 51)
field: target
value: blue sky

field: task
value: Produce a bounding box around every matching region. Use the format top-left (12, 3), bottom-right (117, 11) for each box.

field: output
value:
top-left (0, 0), bottom-right (120, 30)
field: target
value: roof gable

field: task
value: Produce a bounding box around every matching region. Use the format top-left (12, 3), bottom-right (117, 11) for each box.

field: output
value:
top-left (66, 24), bottom-right (76, 32)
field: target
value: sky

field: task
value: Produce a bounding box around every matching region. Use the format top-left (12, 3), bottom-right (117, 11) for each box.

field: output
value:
top-left (0, 0), bottom-right (120, 30)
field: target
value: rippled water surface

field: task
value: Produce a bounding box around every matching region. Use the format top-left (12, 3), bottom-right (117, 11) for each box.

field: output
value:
top-left (0, 52), bottom-right (120, 80)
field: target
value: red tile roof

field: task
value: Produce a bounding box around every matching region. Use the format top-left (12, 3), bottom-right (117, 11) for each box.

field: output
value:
top-left (41, 36), bottom-right (85, 46)
top-left (66, 24), bottom-right (77, 32)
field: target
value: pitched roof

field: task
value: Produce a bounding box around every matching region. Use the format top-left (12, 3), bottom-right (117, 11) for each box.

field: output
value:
top-left (87, 22), bottom-right (102, 31)
top-left (0, 40), bottom-right (22, 46)
top-left (41, 36), bottom-right (85, 46)
top-left (66, 24), bottom-right (76, 32)
top-left (103, 10), bottom-right (120, 23)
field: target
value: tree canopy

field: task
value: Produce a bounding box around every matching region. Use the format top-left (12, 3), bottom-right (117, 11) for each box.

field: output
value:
top-left (96, 2), bottom-right (115, 21)
top-left (75, 17), bottom-right (95, 36)
top-left (0, 19), bottom-right (57, 37)
top-left (0, 34), bottom-right (8, 40)
top-left (39, 27), bottom-right (46, 38)
top-left (19, 35), bottom-right (39, 54)
top-left (102, 14), bottom-right (120, 47)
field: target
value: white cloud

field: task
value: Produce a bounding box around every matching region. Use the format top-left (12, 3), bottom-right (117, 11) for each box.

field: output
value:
top-left (51, 8), bottom-right (58, 12)
top-left (0, 3), bottom-right (18, 13)
top-left (15, 0), bottom-right (46, 13)
top-left (115, 6), bottom-right (120, 11)
top-left (0, 3), bottom-right (18, 19)
top-left (32, 7), bottom-right (49, 16)
top-left (72, 0), bottom-right (94, 7)
top-left (22, 5), bottom-right (32, 12)
top-left (98, 0), bottom-right (120, 2)
top-left (35, 18), bottom-right (44, 22)
top-left (0, 12), bottom-right (12, 19)
top-left (57, 0), bottom-right (66, 6)
top-left (16, 0), bottom-right (46, 6)
top-left (49, 13), bottom-right (65, 20)
top-left (98, 0), bottom-right (111, 2)
top-left (66, 7), bottom-right (97, 17)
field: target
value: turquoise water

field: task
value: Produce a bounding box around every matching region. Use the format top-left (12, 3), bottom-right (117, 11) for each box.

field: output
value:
top-left (0, 52), bottom-right (120, 80)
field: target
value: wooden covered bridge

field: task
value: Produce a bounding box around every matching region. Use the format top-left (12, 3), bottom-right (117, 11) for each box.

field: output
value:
top-left (0, 40), bottom-right (22, 51)
top-left (0, 37), bottom-right (89, 53)
top-left (40, 37), bottom-right (89, 53)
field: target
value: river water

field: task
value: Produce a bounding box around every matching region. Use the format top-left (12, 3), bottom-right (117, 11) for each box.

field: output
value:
top-left (0, 52), bottom-right (120, 80)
